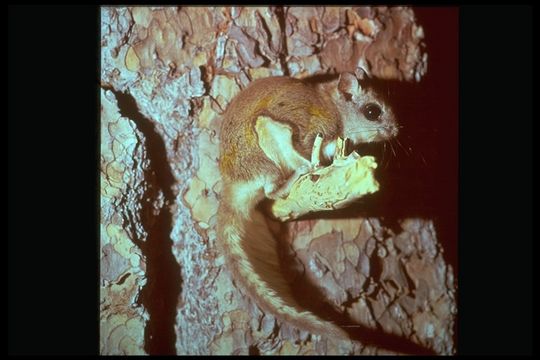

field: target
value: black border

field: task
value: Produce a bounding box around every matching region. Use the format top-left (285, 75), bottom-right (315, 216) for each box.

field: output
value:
top-left (458, 5), bottom-right (533, 355)
top-left (8, 5), bottom-right (99, 355)
top-left (8, 4), bottom-right (534, 356)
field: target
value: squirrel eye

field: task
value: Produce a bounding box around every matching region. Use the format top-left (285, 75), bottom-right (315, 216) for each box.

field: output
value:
top-left (362, 103), bottom-right (382, 121)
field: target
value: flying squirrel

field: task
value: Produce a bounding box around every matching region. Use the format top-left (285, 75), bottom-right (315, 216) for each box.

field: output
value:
top-left (216, 72), bottom-right (398, 340)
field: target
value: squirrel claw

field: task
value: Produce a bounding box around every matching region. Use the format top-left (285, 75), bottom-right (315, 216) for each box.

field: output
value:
top-left (311, 133), bottom-right (323, 168)
top-left (334, 137), bottom-right (349, 160)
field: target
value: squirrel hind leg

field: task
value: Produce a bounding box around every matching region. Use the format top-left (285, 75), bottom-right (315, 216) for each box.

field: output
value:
top-left (255, 115), bottom-right (310, 174)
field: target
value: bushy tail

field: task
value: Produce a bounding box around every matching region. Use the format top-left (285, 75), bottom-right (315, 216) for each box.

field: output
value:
top-left (217, 198), bottom-right (347, 340)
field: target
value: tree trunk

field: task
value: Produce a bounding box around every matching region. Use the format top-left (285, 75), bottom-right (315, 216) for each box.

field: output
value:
top-left (100, 6), bottom-right (455, 355)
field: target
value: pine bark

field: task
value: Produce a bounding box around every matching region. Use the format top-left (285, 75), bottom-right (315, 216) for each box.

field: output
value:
top-left (100, 6), bottom-right (454, 355)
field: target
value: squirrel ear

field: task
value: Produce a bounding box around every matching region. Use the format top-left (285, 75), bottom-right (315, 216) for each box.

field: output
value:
top-left (337, 72), bottom-right (360, 98)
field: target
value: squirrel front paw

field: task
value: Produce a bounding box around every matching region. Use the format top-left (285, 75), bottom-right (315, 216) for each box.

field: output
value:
top-left (310, 133), bottom-right (324, 168)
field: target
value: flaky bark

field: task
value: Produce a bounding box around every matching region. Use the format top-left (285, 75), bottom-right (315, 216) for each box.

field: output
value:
top-left (100, 6), bottom-right (454, 355)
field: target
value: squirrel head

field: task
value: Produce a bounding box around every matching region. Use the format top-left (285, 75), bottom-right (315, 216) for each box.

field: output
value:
top-left (334, 72), bottom-right (398, 144)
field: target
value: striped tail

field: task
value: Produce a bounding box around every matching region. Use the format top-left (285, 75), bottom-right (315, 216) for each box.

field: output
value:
top-left (217, 196), bottom-right (347, 340)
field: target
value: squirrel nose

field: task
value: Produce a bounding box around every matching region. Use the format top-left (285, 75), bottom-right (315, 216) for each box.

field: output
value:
top-left (377, 125), bottom-right (398, 139)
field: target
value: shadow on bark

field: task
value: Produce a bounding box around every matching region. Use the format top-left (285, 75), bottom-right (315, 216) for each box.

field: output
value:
top-left (268, 216), bottom-right (437, 355)
top-left (107, 88), bottom-right (182, 355)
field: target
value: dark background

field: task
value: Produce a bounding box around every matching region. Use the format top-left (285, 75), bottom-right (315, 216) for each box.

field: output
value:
top-left (8, 5), bottom-right (533, 356)
top-left (375, 7), bottom-right (460, 273)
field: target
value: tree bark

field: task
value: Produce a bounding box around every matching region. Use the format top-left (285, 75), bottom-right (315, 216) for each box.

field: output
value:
top-left (100, 6), bottom-right (455, 355)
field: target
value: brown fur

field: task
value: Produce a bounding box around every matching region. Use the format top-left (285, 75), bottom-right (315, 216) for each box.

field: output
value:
top-left (219, 77), bottom-right (342, 182)
top-left (216, 74), bottom-right (398, 342)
